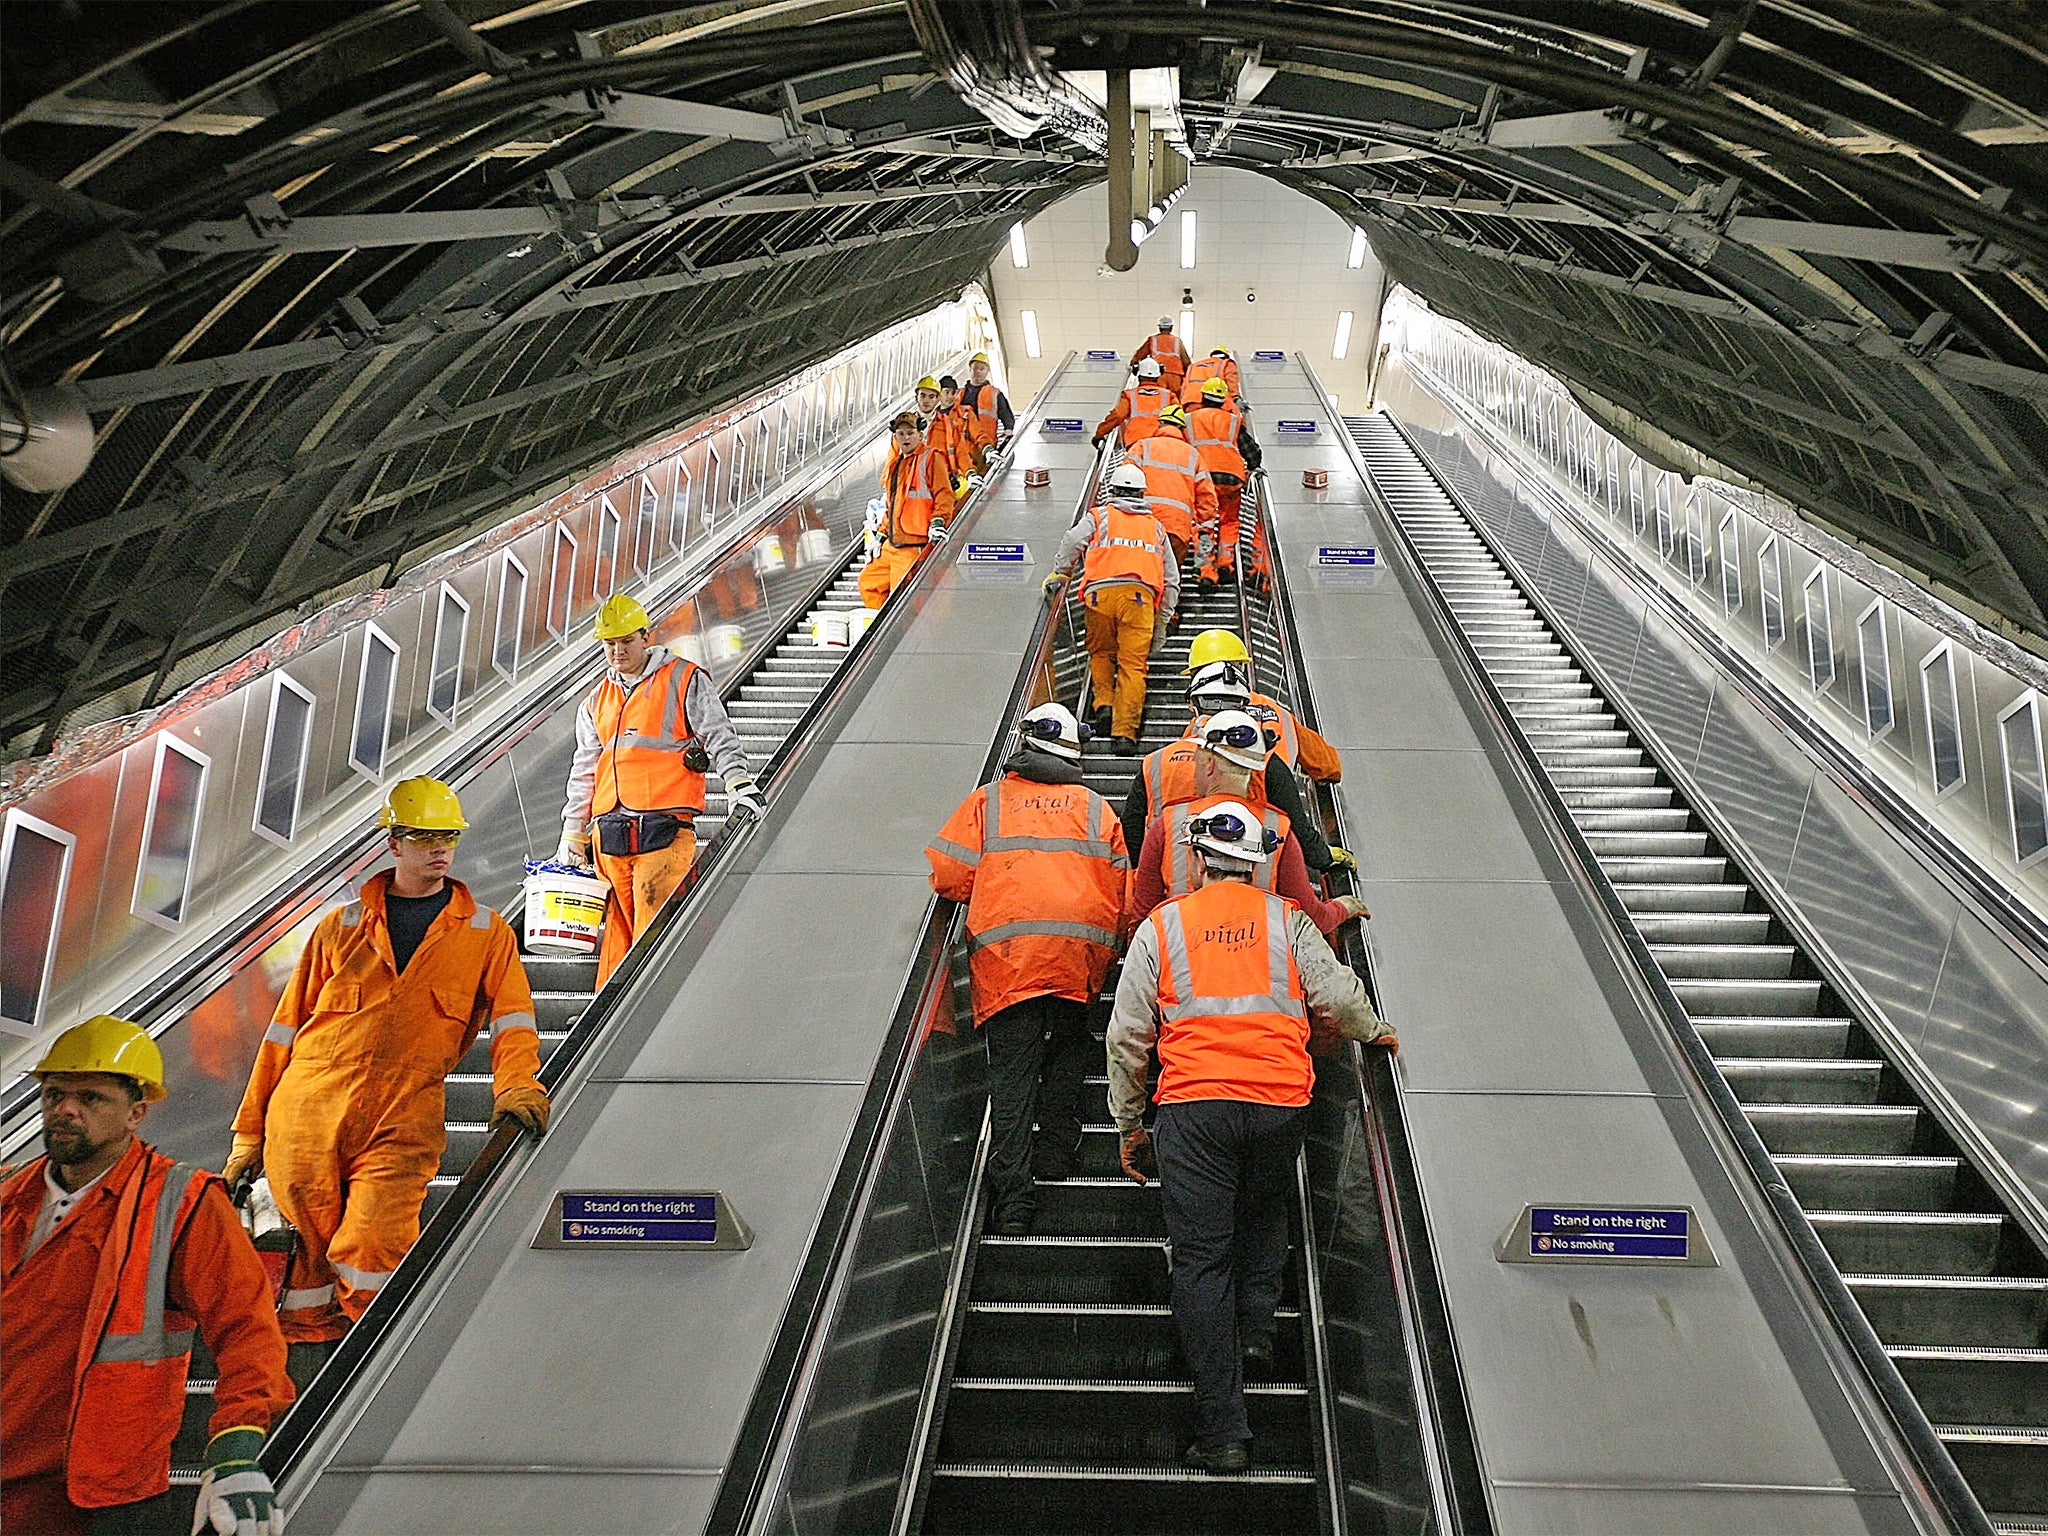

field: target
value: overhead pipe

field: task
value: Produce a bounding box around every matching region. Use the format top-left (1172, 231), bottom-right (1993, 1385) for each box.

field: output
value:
top-left (1103, 69), bottom-right (1139, 271)
top-left (905, 0), bottom-right (1106, 153)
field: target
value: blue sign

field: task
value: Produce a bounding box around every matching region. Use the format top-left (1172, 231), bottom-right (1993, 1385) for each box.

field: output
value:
top-left (965, 543), bottom-right (1028, 564)
top-left (1085, 349), bottom-right (1119, 360)
top-left (1043, 417), bottom-right (1084, 433)
top-left (560, 1193), bottom-right (718, 1245)
top-left (1318, 546), bottom-right (1379, 567)
top-left (1277, 419), bottom-right (1319, 437)
top-left (1530, 1207), bottom-right (1689, 1261)
top-left (1253, 349), bottom-right (1285, 361)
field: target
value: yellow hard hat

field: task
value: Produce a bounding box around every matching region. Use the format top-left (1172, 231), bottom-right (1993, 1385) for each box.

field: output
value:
top-left (1201, 377), bottom-right (1229, 400)
top-left (34, 1015), bottom-right (167, 1102)
top-left (1183, 628), bottom-right (1252, 673)
top-left (594, 592), bottom-right (651, 641)
top-left (1211, 346), bottom-right (1232, 358)
top-left (379, 775), bottom-right (467, 831)
top-left (969, 351), bottom-right (991, 364)
top-left (917, 376), bottom-right (940, 393)
top-left (1159, 403), bottom-right (1189, 428)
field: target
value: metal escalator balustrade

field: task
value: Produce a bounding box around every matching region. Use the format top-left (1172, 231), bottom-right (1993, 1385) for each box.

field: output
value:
top-left (1346, 409), bottom-right (2045, 1531)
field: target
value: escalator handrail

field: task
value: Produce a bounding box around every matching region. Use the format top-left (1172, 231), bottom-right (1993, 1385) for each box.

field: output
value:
top-left (265, 357), bottom-right (1070, 1488)
top-left (1247, 462), bottom-right (1496, 1536)
top-left (706, 400), bottom-right (1111, 1536)
top-left (1318, 387), bottom-right (1994, 1536)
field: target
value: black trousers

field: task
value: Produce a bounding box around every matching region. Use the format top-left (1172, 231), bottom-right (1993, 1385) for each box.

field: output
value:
top-left (981, 995), bottom-right (1094, 1220)
top-left (1154, 1098), bottom-right (1308, 1448)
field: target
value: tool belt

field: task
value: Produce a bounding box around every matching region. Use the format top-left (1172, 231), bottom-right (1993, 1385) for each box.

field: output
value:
top-left (595, 808), bottom-right (693, 857)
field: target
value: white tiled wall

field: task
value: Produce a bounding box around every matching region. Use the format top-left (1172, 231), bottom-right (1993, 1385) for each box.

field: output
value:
top-left (989, 166), bottom-right (1384, 406)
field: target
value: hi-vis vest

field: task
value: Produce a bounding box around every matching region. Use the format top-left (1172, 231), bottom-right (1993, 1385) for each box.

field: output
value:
top-left (1190, 402), bottom-right (1247, 481)
top-left (1120, 383), bottom-right (1176, 444)
top-left (1163, 794), bottom-right (1290, 898)
top-left (1138, 332), bottom-right (1185, 382)
top-left (1122, 433), bottom-right (1209, 544)
top-left (1184, 696), bottom-right (1300, 770)
top-left (962, 381), bottom-right (1003, 447)
top-left (926, 775), bottom-right (1128, 1024)
top-left (886, 442), bottom-right (947, 547)
top-left (1149, 881), bottom-right (1312, 1108)
top-left (68, 1147), bottom-right (210, 1505)
top-left (590, 656), bottom-right (707, 815)
top-left (1081, 504), bottom-right (1169, 603)
top-left (1142, 738), bottom-right (1267, 820)
top-left (1182, 354), bottom-right (1241, 405)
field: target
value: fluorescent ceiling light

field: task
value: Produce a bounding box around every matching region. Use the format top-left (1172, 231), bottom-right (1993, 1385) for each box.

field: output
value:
top-left (1178, 306), bottom-right (1195, 352)
top-left (1021, 308), bottom-right (1042, 359)
top-left (1332, 310), bottom-right (1354, 360)
top-left (1347, 227), bottom-right (1368, 269)
top-left (1009, 222), bottom-right (1029, 268)
top-left (1181, 210), bottom-right (1197, 269)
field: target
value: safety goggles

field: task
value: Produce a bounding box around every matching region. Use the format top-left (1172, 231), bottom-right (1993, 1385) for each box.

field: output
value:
top-left (1023, 715), bottom-right (1092, 746)
top-left (1201, 722), bottom-right (1268, 752)
top-left (392, 827), bottom-right (462, 847)
top-left (1186, 812), bottom-right (1282, 855)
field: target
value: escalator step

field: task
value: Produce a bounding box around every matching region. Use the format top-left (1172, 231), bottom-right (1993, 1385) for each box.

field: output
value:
top-left (1029, 1178), bottom-right (1168, 1239)
top-left (938, 1378), bottom-right (1314, 1469)
top-left (952, 1302), bottom-right (1303, 1381)
top-left (973, 1234), bottom-right (1300, 1309)
top-left (922, 1460), bottom-right (1318, 1536)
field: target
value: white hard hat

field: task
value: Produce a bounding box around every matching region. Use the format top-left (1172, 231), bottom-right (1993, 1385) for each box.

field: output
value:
top-left (1107, 462), bottom-right (1149, 496)
top-left (1195, 709), bottom-right (1272, 772)
top-left (1158, 315), bottom-right (1175, 329)
top-left (1135, 358), bottom-right (1162, 380)
top-left (1019, 701), bottom-right (1085, 759)
top-left (1185, 798), bottom-right (1276, 868)
top-left (1187, 660), bottom-right (1251, 708)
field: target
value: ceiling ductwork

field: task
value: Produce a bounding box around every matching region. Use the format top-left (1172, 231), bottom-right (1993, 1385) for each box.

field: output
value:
top-left (906, 0), bottom-right (1105, 153)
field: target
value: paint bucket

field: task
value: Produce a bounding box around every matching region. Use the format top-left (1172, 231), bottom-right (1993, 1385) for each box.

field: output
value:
top-left (523, 864), bottom-right (610, 953)
top-left (812, 611), bottom-right (849, 648)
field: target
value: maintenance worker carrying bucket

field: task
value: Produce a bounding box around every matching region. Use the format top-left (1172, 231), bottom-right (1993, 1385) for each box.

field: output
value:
top-left (558, 593), bottom-right (764, 985)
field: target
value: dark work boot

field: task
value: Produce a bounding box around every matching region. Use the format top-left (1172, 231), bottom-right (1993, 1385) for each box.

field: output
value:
top-left (1112, 735), bottom-right (1138, 756)
top-left (1089, 706), bottom-right (1113, 737)
top-left (1185, 1440), bottom-right (1250, 1474)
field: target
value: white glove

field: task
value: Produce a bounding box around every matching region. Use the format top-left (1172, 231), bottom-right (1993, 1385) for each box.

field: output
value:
top-left (728, 777), bottom-right (766, 820)
top-left (192, 1428), bottom-right (283, 1536)
top-left (927, 520), bottom-right (950, 545)
top-left (555, 835), bottom-right (592, 869)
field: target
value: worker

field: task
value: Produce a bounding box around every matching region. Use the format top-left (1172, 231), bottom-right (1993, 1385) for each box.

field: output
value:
top-left (1093, 358), bottom-right (1176, 449)
top-left (1043, 462), bottom-right (1180, 755)
top-left (229, 777), bottom-right (549, 1354)
top-left (1182, 629), bottom-right (1343, 783)
top-left (960, 351), bottom-right (1014, 465)
top-left (1131, 316), bottom-right (1192, 394)
top-left (915, 374), bottom-right (943, 433)
top-left (926, 703), bottom-right (1129, 1235)
top-left (4, 1015), bottom-right (294, 1536)
top-left (1107, 807), bottom-right (1394, 1472)
top-left (558, 596), bottom-right (764, 983)
top-left (1123, 702), bottom-right (1342, 877)
top-left (859, 411), bottom-right (957, 609)
top-left (1122, 403), bottom-right (1218, 571)
top-left (1180, 346), bottom-right (1242, 408)
top-left (932, 374), bottom-right (976, 492)
top-left (1189, 377), bottom-right (1263, 588)
top-left (1126, 712), bottom-right (1368, 935)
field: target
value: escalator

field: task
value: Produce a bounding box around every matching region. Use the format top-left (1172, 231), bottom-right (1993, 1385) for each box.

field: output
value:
top-left (1345, 409), bottom-right (2047, 1529)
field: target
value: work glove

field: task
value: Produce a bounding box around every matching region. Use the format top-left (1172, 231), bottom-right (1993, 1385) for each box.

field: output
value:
top-left (727, 776), bottom-right (766, 820)
top-left (1371, 1031), bottom-right (1401, 1057)
top-left (1042, 572), bottom-right (1068, 599)
top-left (927, 520), bottom-right (950, 545)
top-left (491, 1083), bottom-right (551, 1139)
top-left (953, 474), bottom-right (971, 500)
top-left (223, 1134), bottom-right (263, 1188)
top-left (1325, 845), bottom-right (1358, 874)
top-left (1335, 893), bottom-right (1372, 924)
top-left (1119, 1127), bottom-right (1156, 1184)
top-left (192, 1427), bottom-right (282, 1536)
top-left (555, 834), bottom-right (593, 870)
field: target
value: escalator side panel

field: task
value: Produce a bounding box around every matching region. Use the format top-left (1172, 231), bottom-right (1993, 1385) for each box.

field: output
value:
top-left (1261, 360), bottom-right (1925, 1533)
top-left (286, 384), bottom-right (1107, 1536)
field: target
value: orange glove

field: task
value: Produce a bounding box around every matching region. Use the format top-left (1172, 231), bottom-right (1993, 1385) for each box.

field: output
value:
top-left (223, 1134), bottom-right (263, 1186)
top-left (1119, 1127), bottom-right (1156, 1184)
top-left (491, 1084), bottom-right (551, 1138)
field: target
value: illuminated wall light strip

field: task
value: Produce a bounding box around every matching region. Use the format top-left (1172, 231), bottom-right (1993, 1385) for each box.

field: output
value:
top-left (1178, 306), bottom-right (1196, 352)
top-left (1020, 308), bottom-right (1042, 359)
top-left (1181, 209), bottom-right (1197, 270)
top-left (1348, 226), bottom-right (1368, 269)
top-left (1009, 222), bottom-right (1029, 269)
top-left (1332, 309), bottom-right (1354, 360)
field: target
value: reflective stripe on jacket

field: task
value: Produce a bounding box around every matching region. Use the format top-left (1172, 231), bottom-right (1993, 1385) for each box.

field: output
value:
top-left (1189, 402), bottom-right (1248, 481)
top-left (1182, 695), bottom-right (1342, 783)
top-left (1081, 504), bottom-right (1169, 604)
top-left (1141, 738), bottom-right (1267, 822)
top-left (1149, 881), bottom-right (1312, 1108)
top-left (885, 441), bottom-right (955, 547)
top-left (1181, 355), bottom-right (1242, 406)
top-left (1095, 383), bottom-right (1177, 446)
top-left (926, 773), bottom-right (1130, 1024)
top-left (1162, 794), bottom-right (1291, 898)
top-left (590, 656), bottom-right (708, 816)
top-left (1135, 332), bottom-right (1188, 384)
top-left (962, 382), bottom-right (1005, 448)
top-left (1122, 431), bottom-right (1218, 545)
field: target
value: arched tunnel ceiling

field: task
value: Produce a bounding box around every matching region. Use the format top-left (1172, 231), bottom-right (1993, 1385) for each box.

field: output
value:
top-left (2, 1), bottom-right (2044, 756)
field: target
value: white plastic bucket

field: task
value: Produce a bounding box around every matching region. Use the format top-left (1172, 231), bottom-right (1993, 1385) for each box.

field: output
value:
top-left (706, 623), bottom-right (745, 659)
top-left (524, 869), bottom-right (610, 953)
top-left (812, 611), bottom-right (849, 648)
top-left (796, 527), bottom-right (833, 566)
top-left (846, 608), bottom-right (877, 643)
